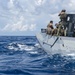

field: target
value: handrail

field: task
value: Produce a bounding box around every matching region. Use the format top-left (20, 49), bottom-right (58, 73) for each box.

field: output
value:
top-left (43, 36), bottom-right (59, 48)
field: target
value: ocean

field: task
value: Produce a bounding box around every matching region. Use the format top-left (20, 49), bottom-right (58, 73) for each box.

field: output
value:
top-left (0, 36), bottom-right (75, 75)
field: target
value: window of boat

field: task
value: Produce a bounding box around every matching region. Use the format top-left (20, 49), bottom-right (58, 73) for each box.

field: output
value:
top-left (67, 16), bottom-right (70, 21)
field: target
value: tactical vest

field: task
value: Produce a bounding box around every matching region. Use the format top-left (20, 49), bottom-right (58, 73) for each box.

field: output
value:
top-left (60, 14), bottom-right (67, 21)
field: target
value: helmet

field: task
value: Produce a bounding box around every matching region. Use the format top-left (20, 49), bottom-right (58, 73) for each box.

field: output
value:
top-left (50, 20), bottom-right (53, 23)
top-left (61, 9), bottom-right (66, 12)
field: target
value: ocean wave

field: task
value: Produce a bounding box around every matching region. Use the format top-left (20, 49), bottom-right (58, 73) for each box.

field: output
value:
top-left (7, 42), bottom-right (75, 59)
top-left (7, 42), bottom-right (35, 51)
top-left (0, 42), bottom-right (7, 44)
top-left (0, 36), bottom-right (75, 75)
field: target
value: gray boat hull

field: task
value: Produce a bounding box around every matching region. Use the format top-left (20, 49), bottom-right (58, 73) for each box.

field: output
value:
top-left (36, 33), bottom-right (75, 56)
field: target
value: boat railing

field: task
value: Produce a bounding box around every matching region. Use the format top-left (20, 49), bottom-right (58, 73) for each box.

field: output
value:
top-left (41, 29), bottom-right (47, 33)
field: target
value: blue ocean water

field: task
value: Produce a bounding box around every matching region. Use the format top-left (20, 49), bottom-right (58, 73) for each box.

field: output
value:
top-left (0, 36), bottom-right (75, 75)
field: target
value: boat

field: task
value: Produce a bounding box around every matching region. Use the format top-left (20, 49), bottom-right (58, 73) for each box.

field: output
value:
top-left (36, 13), bottom-right (75, 56)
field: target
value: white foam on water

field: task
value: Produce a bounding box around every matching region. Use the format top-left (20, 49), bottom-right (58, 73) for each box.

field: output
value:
top-left (66, 53), bottom-right (75, 59)
top-left (8, 45), bottom-right (19, 51)
top-left (7, 42), bottom-right (35, 51)
top-left (17, 43), bottom-right (35, 51)
top-left (34, 43), bottom-right (41, 48)
top-left (67, 53), bottom-right (75, 56)
top-left (28, 51), bottom-right (38, 54)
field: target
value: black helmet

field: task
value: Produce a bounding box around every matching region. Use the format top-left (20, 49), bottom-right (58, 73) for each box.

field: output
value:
top-left (50, 20), bottom-right (53, 23)
top-left (61, 9), bottom-right (66, 12)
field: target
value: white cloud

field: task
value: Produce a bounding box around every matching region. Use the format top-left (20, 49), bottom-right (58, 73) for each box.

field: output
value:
top-left (2, 23), bottom-right (36, 32)
top-left (20, 24), bottom-right (28, 31)
top-left (35, 0), bottom-right (46, 6)
top-left (29, 24), bottom-right (36, 31)
top-left (1, 15), bottom-right (36, 32)
top-left (7, 0), bottom-right (23, 15)
top-left (8, 0), bottom-right (14, 8)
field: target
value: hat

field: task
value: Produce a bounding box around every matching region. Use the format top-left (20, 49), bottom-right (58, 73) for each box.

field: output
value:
top-left (50, 20), bottom-right (53, 23)
top-left (61, 9), bottom-right (66, 12)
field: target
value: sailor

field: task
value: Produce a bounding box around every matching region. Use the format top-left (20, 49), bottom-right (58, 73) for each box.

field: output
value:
top-left (58, 9), bottom-right (67, 36)
top-left (56, 21), bottom-right (64, 36)
top-left (58, 9), bottom-right (67, 21)
top-left (47, 20), bottom-right (54, 35)
top-left (53, 23), bottom-right (59, 35)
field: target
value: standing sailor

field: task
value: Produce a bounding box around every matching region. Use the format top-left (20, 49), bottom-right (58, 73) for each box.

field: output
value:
top-left (58, 9), bottom-right (67, 36)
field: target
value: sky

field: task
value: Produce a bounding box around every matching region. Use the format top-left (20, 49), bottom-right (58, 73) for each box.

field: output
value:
top-left (0, 0), bottom-right (75, 36)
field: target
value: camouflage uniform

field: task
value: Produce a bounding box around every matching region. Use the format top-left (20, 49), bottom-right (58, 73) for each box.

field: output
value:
top-left (53, 23), bottom-right (59, 35)
top-left (58, 10), bottom-right (67, 36)
top-left (57, 22), bottom-right (63, 36)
